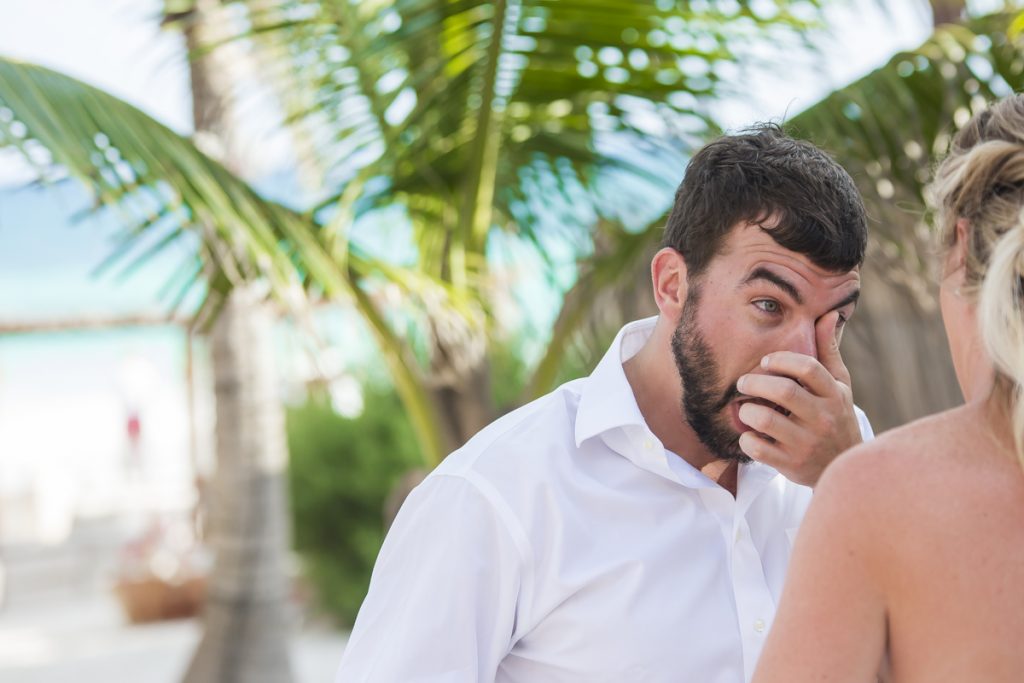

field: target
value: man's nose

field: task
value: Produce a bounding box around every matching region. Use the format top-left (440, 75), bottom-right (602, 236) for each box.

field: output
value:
top-left (781, 324), bottom-right (818, 359)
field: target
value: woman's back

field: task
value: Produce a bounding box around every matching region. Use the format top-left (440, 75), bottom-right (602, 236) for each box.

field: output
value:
top-left (874, 404), bottom-right (1024, 682)
top-left (753, 401), bottom-right (1024, 683)
top-left (754, 92), bottom-right (1024, 683)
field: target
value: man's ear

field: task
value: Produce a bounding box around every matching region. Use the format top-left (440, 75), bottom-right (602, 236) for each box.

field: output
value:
top-left (651, 247), bottom-right (689, 320)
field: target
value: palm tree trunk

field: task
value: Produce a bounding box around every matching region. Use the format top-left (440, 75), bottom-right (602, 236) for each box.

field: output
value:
top-left (178, 1), bottom-right (295, 681)
top-left (418, 0), bottom-right (511, 454)
top-left (930, 0), bottom-right (966, 26)
top-left (184, 286), bottom-right (296, 683)
top-left (431, 363), bottom-right (495, 454)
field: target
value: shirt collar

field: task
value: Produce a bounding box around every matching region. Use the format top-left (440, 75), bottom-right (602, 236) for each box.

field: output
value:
top-left (575, 316), bottom-right (784, 492)
top-left (575, 317), bottom-right (689, 485)
top-left (574, 316), bottom-right (657, 448)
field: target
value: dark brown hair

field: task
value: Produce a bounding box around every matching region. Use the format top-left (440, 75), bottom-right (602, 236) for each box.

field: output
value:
top-left (663, 123), bottom-right (867, 278)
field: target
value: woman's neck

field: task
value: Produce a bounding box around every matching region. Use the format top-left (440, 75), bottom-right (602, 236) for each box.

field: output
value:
top-left (976, 386), bottom-right (1020, 464)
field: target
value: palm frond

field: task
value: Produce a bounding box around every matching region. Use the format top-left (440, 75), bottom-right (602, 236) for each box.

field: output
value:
top-left (222, 0), bottom-right (829, 288)
top-left (0, 54), bottom-right (455, 463)
top-left (788, 11), bottom-right (1024, 303)
top-left (0, 56), bottom-right (355, 315)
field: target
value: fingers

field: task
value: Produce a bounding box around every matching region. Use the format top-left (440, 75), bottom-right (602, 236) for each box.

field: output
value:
top-left (759, 350), bottom-right (850, 399)
top-left (736, 373), bottom-right (814, 418)
top-left (737, 401), bottom-right (807, 445)
top-left (815, 311), bottom-right (852, 387)
top-left (759, 312), bottom-right (851, 393)
top-left (738, 431), bottom-right (791, 471)
top-left (739, 430), bottom-right (821, 487)
top-left (737, 312), bottom-right (859, 487)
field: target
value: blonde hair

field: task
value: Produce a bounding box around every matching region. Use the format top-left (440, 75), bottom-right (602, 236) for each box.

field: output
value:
top-left (929, 94), bottom-right (1024, 465)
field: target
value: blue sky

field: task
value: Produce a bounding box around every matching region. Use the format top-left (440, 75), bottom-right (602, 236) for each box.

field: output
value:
top-left (0, 1), bottom-right (191, 139)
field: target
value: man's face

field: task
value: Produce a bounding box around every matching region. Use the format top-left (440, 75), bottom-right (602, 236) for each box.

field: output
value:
top-left (671, 223), bottom-right (861, 462)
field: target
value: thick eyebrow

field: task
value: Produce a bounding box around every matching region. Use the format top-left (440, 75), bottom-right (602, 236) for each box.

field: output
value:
top-left (830, 288), bottom-right (861, 313)
top-left (742, 266), bottom-right (861, 313)
top-left (741, 267), bottom-right (803, 305)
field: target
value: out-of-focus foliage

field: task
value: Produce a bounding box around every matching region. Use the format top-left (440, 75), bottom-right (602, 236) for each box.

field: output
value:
top-left (790, 11), bottom-right (1024, 305)
top-left (286, 388), bottom-right (421, 625)
top-left (0, 1), bottom-right (837, 465)
top-left (226, 0), bottom-right (834, 457)
top-left (0, 55), bottom-right (447, 466)
top-left (239, 0), bottom-right (823, 251)
top-left (0, 58), bottom-right (352, 326)
top-left (539, 8), bottom-right (1024, 396)
top-left (286, 334), bottom-right (546, 624)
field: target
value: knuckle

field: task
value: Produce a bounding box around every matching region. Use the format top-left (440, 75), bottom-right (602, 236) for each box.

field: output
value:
top-left (820, 414), bottom-right (837, 434)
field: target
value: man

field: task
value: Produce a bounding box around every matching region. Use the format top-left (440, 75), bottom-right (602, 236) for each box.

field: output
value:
top-left (335, 124), bottom-right (874, 683)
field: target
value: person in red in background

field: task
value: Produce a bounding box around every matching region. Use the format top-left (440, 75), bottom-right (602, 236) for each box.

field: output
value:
top-left (124, 408), bottom-right (143, 480)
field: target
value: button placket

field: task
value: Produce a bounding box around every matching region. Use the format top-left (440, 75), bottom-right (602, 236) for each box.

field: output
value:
top-left (729, 515), bottom-right (777, 682)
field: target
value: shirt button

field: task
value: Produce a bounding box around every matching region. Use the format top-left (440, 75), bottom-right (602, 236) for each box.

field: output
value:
top-left (734, 528), bottom-right (742, 543)
top-left (643, 439), bottom-right (654, 450)
top-left (753, 619), bottom-right (766, 633)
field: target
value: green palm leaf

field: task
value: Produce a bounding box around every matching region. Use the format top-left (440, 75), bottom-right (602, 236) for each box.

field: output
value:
top-left (231, 0), bottom-right (825, 286)
top-left (788, 11), bottom-right (1024, 301)
top-left (0, 56), bottom-right (354, 311)
top-left (0, 55), bottom-right (451, 464)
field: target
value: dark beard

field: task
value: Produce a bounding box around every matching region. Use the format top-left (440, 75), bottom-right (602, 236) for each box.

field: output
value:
top-left (670, 285), bottom-right (750, 463)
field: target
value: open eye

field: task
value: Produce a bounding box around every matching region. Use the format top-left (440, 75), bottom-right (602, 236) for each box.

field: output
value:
top-left (753, 299), bottom-right (781, 314)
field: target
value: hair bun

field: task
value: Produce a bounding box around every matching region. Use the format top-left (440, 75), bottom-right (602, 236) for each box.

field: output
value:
top-left (933, 94), bottom-right (1024, 467)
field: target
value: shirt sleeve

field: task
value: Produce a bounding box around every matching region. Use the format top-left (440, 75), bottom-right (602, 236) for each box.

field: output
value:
top-left (335, 473), bottom-right (525, 683)
top-left (854, 405), bottom-right (874, 441)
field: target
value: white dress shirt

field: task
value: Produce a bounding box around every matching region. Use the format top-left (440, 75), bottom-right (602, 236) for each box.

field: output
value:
top-left (336, 316), bottom-right (874, 683)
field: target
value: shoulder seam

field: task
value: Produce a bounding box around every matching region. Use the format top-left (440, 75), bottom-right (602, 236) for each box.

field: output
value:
top-left (430, 471), bottom-right (536, 639)
top-left (447, 389), bottom-right (576, 474)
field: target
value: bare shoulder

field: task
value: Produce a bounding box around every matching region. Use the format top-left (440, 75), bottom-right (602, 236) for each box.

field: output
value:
top-left (827, 407), bottom-right (972, 481)
top-left (811, 407), bottom-right (978, 522)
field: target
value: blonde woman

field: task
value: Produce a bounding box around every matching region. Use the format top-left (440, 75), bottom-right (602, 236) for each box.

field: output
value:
top-left (753, 95), bottom-right (1024, 682)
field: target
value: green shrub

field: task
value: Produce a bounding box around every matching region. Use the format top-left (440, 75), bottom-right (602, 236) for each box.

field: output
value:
top-left (287, 387), bottom-right (422, 627)
top-left (286, 340), bottom-right (555, 626)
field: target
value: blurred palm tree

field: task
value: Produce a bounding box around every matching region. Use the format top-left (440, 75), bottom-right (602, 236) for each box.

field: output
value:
top-left (228, 0), bottom-right (835, 459)
top-left (177, 2), bottom-right (297, 681)
top-left (537, 1), bottom-right (1024, 433)
top-left (2, 1), bottom-right (1021, 680)
top-left (0, 2), bottom-right (827, 680)
top-left (785, 2), bottom-right (1024, 430)
top-left (0, 0), bottom-right (826, 465)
